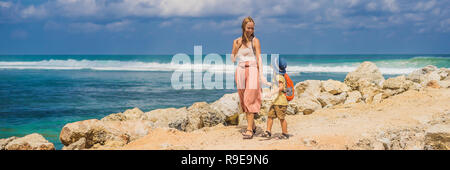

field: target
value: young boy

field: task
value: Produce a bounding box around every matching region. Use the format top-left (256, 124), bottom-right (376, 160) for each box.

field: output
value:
top-left (262, 57), bottom-right (289, 139)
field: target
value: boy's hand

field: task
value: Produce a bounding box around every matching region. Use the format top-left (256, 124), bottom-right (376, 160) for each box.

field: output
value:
top-left (278, 81), bottom-right (284, 92)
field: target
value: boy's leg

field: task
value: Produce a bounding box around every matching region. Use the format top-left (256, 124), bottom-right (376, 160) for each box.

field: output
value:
top-left (280, 119), bottom-right (288, 134)
top-left (276, 105), bottom-right (288, 134)
top-left (266, 105), bottom-right (276, 133)
top-left (266, 117), bottom-right (273, 133)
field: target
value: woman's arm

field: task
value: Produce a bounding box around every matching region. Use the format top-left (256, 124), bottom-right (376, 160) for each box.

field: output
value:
top-left (231, 39), bottom-right (239, 63)
top-left (264, 78), bottom-right (284, 98)
top-left (253, 38), bottom-right (271, 86)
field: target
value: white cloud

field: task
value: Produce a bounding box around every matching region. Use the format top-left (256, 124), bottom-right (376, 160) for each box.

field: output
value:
top-left (0, 1), bottom-right (11, 8)
top-left (414, 0), bottom-right (436, 11)
top-left (366, 2), bottom-right (377, 11)
top-left (21, 5), bottom-right (48, 18)
top-left (159, 20), bottom-right (173, 28)
top-left (69, 22), bottom-right (103, 32)
top-left (292, 23), bottom-right (308, 29)
top-left (55, 0), bottom-right (252, 18)
top-left (439, 18), bottom-right (450, 32)
top-left (54, 0), bottom-right (102, 17)
top-left (191, 17), bottom-right (241, 30)
top-left (383, 0), bottom-right (399, 12)
top-left (431, 8), bottom-right (440, 16)
top-left (2, 0), bottom-right (450, 34)
top-left (105, 20), bottom-right (133, 32)
top-left (45, 20), bottom-right (134, 33)
top-left (388, 15), bottom-right (403, 24)
top-left (344, 0), bottom-right (360, 8)
top-left (325, 8), bottom-right (342, 20)
top-left (404, 13), bottom-right (424, 21)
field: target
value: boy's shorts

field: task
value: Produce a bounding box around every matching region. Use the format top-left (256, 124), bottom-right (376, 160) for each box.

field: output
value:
top-left (268, 105), bottom-right (287, 120)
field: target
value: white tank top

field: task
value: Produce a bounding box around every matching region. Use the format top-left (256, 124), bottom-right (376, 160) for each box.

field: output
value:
top-left (237, 38), bottom-right (256, 62)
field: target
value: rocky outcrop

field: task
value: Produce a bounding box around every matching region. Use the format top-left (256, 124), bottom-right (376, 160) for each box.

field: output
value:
top-left (0, 133), bottom-right (55, 150)
top-left (60, 119), bottom-right (133, 150)
top-left (147, 107), bottom-right (189, 129)
top-left (169, 93), bottom-right (241, 131)
top-left (348, 110), bottom-right (450, 150)
top-left (407, 65), bottom-right (450, 88)
top-left (190, 102), bottom-right (226, 128)
top-left (427, 80), bottom-right (441, 88)
top-left (60, 107), bottom-right (163, 150)
top-left (344, 62), bottom-right (385, 103)
top-left (438, 80), bottom-right (450, 88)
top-left (60, 94), bottom-right (236, 149)
top-left (0, 137), bottom-right (18, 149)
top-left (407, 65), bottom-right (439, 84)
top-left (209, 93), bottom-right (240, 125)
top-left (63, 137), bottom-right (86, 150)
top-left (345, 62), bottom-right (385, 88)
top-left (382, 75), bottom-right (414, 98)
top-left (424, 124), bottom-right (450, 150)
top-left (290, 94), bottom-right (322, 115)
top-left (350, 123), bottom-right (448, 150)
top-left (371, 93), bottom-right (383, 104)
top-left (344, 91), bottom-right (362, 104)
top-left (317, 92), bottom-right (348, 108)
top-left (321, 79), bottom-right (351, 95)
top-left (295, 80), bottom-right (322, 97)
top-left (349, 127), bottom-right (426, 150)
top-left (101, 107), bottom-right (146, 121)
top-left (290, 80), bottom-right (323, 115)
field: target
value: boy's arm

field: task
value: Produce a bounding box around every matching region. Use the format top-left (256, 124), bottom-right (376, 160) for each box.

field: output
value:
top-left (264, 80), bottom-right (284, 98)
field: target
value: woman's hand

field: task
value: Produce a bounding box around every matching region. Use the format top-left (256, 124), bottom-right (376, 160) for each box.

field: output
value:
top-left (260, 75), bottom-right (271, 86)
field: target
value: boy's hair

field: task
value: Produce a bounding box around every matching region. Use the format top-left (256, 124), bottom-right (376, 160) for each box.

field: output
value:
top-left (278, 57), bottom-right (287, 74)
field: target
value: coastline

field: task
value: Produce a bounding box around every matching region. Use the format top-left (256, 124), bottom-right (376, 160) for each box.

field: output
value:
top-left (1, 61), bottom-right (449, 150)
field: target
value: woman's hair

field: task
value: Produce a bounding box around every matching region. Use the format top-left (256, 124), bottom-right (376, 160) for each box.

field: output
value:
top-left (241, 16), bottom-right (255, 48)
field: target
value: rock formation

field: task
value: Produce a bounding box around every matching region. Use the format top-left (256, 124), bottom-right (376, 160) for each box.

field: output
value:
top-left (0, 133), bottom-right (55, 150)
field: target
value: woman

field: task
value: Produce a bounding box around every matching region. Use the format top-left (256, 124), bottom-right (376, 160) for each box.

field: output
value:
top-left (231, 16), bottom-right (270, 139)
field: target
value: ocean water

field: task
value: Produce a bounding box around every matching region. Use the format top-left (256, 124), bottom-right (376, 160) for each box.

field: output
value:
top-left (0, 54), bottom-right (449, 149)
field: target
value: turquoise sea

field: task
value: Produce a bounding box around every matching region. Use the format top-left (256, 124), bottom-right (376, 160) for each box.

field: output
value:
top-left (1, 54), bottom-right (449, 149)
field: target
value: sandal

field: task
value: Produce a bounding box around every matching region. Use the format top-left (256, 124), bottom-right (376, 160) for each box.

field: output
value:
top-left (242, 130), bottom-right (253, 139)
top-left (278, 133), bottom-right (289, 140)
top-left (261, 131), bottom-right (272, 138)
top-left (242, 127), bottom-right (257, 136)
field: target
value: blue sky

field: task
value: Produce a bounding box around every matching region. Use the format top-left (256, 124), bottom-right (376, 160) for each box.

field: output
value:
top-left (0, 0), bottom-right (449, 54)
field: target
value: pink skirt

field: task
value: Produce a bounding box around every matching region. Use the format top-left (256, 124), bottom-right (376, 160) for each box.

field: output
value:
top-left (235, 61), bottom-right (262, 113)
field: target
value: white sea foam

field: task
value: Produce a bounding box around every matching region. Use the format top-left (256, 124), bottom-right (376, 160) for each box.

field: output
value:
top-left (0, 59), bottom-right (439, 75)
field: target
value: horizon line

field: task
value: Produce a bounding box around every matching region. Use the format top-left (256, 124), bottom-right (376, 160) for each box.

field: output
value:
top-left (1, 53), bottom-right (450, 56)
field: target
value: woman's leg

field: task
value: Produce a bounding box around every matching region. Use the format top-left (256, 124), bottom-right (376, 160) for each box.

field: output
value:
top-left (252, 113), bottom-right (256, 130)
top-left (244, 112), bottom-right (255, 136)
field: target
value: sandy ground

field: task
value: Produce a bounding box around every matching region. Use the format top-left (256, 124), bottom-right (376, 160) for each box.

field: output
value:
top-left (122, 88), bottom-right (450, 150)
